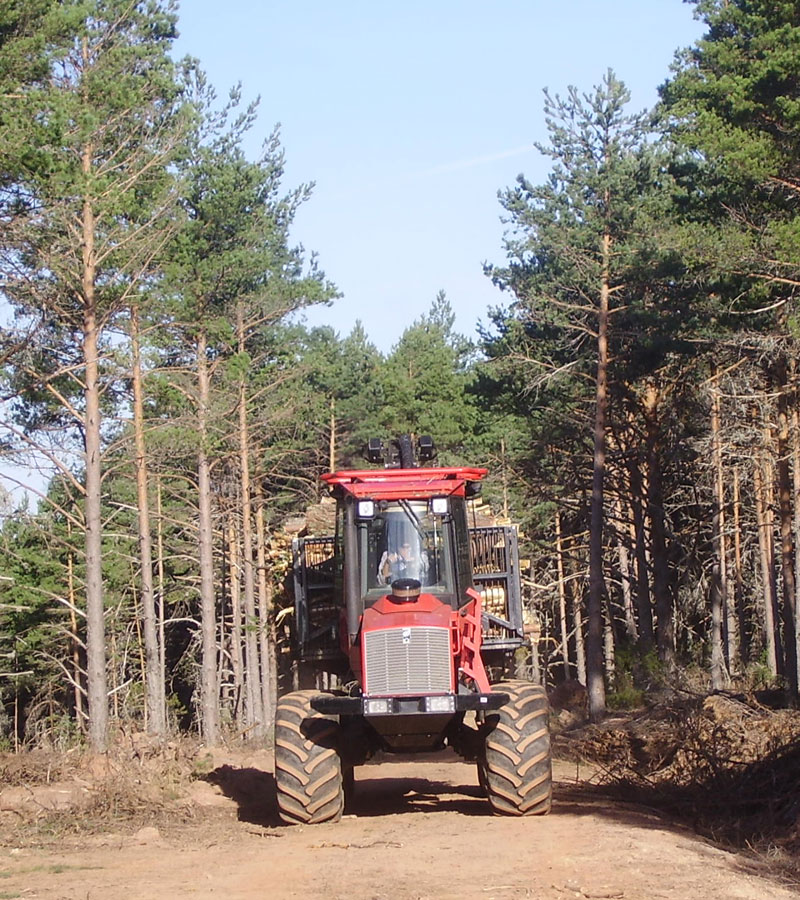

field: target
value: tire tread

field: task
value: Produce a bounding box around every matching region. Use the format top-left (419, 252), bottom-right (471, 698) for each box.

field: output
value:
top-left (274, 690), bottom-right (344, 825)
top-left (483, 681), bottom-right (553, 816)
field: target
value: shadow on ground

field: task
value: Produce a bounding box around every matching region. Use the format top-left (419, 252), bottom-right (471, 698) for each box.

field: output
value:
top-left (204, 758), bottom-right (695, 835)
top-left (348, 775), bottom-right (489, 817)
top-left (204, 765), bottom-right (281, 827)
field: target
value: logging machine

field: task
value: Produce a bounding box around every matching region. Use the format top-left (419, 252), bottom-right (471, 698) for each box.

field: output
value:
top-left (276, 434), bottom-right (552, 823)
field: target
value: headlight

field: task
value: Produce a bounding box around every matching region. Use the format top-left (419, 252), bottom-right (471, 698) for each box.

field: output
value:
top-left (431, 497), bottom-right (448, 515)
top-left (357, 500), bottom-right (375, 518)
top-left (424, 695), bottom-right (456, 713)
top-left (363, 697), bottom-right (392, 715)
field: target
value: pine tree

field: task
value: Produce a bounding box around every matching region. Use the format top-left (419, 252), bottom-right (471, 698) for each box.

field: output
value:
top-left (488, 71), bottom-right (681, 719)
top-left (379, 292), bottom-right (477, 458)
top-left (661, 0), bottom-right (800, 696)
top-left (0, 1), bottom-right (72, 198)
top-left (0, 0), bottom-right (187, 749)
top-left (163, 79), bottom-right (332, 741)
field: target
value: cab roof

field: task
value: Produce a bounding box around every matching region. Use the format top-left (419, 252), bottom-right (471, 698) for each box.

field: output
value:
top-left (321, 467), bottom-right (487, 500)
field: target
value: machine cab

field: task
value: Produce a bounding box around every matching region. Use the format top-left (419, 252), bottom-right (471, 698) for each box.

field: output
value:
top-left (323, 467), bottom-right (488, 647)
top-left (350, 494), bottom-right (473, 607)
top-left (290, 453), bottom-right (524, 672)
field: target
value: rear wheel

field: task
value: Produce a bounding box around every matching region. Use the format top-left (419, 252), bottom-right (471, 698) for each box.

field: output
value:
top-left (274, 690), bottom-right (344, 824)
top-left (483, 680), bottom-right (552, 816)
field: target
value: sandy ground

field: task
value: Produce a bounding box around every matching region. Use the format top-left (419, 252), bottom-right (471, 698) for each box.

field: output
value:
top-left (1, 752), bottom-right (796, 900)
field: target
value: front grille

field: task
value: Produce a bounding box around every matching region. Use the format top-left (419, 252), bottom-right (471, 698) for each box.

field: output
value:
top-left (364, 626), bottom-right (453, 695)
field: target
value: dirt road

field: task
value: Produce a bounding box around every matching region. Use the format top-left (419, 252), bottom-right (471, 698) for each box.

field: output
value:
top-left (1, 752), bottom-right (795, 900)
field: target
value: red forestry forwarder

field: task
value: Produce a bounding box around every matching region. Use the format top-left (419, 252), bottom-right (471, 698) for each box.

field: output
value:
top-left (276, 435), bottom-right (552, 823)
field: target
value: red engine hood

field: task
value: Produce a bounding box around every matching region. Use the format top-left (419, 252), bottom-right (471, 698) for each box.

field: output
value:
top-left (362, 591), bottom-right (453, 630)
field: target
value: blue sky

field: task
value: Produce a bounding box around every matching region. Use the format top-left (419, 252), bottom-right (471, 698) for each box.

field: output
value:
top-left (177, 1), bottom-right (705, 352)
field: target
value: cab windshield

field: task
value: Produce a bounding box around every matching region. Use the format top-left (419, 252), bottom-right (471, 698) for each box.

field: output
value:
top-left (357, 500), bottom-right (455, 598)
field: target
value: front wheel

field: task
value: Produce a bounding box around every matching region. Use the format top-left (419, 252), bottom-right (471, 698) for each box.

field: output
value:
top-left (274, 690), bottom-right (344, 824)
top-left (482, 680), bottom-right (552, 816)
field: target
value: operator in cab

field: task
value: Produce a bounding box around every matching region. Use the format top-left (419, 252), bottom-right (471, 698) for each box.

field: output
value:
top-left (378, 539), bottom-right (428, 585)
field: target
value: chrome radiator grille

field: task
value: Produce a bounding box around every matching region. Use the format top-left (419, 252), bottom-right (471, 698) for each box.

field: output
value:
top-left (364, 626), bottom-right (453, 695)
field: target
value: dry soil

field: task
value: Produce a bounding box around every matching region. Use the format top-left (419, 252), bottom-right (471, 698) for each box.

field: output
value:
top-left (1, 751), bottom-right (797, 900)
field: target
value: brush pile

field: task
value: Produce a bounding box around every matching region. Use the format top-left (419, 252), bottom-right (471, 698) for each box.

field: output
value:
top-left (556, 691), bottom-right (800, 856)
top-left (0, 733), bottom-right (205, 841)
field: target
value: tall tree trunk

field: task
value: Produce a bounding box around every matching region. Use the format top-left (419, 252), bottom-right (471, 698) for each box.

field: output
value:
top-left (732, 466), bottom-right (748, 662)
top-left (156, 477), bottom-right (167, 725)
top-left (109, 629), bottom-right (119, 721)
top-left (775, 364), bottom-right (798, 698)
top-left (236, 303), bottom-right (263, 735)
top-left (226, 512), bottom-right (244, 725)
top-left (255, 487), bottom-right (275, 728)
top-left (197, 333), bottom-right (218, 743)
top-left (710, 566), bottom-right (727, 690)
top-left (81, 144), bottom-right (108, 751)
top-left (555, 511), bottom-right (571, 679)
top-left (645, 384), bottom-right (674, 669)
top-left (66, 519), bottom-right (85, 731)
top-left (587, 230), bottom-right (610, 720)
top-left (131, 304), bottom-right (165, 736)
top-left (217, 559), bottom-right (230, 716)
top-left (792, 401), bottom-right (800, 670)
top-left (710, 378), bottom-right (736, 675)
top-left (573, 568), bottom-right (587, 686)
top-left (329, 396), bottom-right (336, 472)
top-left (613, 494), bottom-right (638, 641)
top-left (753, 429), bottom-right (781, 677)
top-left (564, 533), bottom-right (586, 684)
top-left (132, 580), bottom-right (147, 728)
top-left (603, 599), bottom-right (615, 689)
top-left (627, 462), bottom-right (654, 652)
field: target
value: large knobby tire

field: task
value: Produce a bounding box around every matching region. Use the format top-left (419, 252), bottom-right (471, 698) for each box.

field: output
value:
top-left (483, 680), bottom-right (552, 816)
top-left (274, 690), bottom-right (344, 825)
